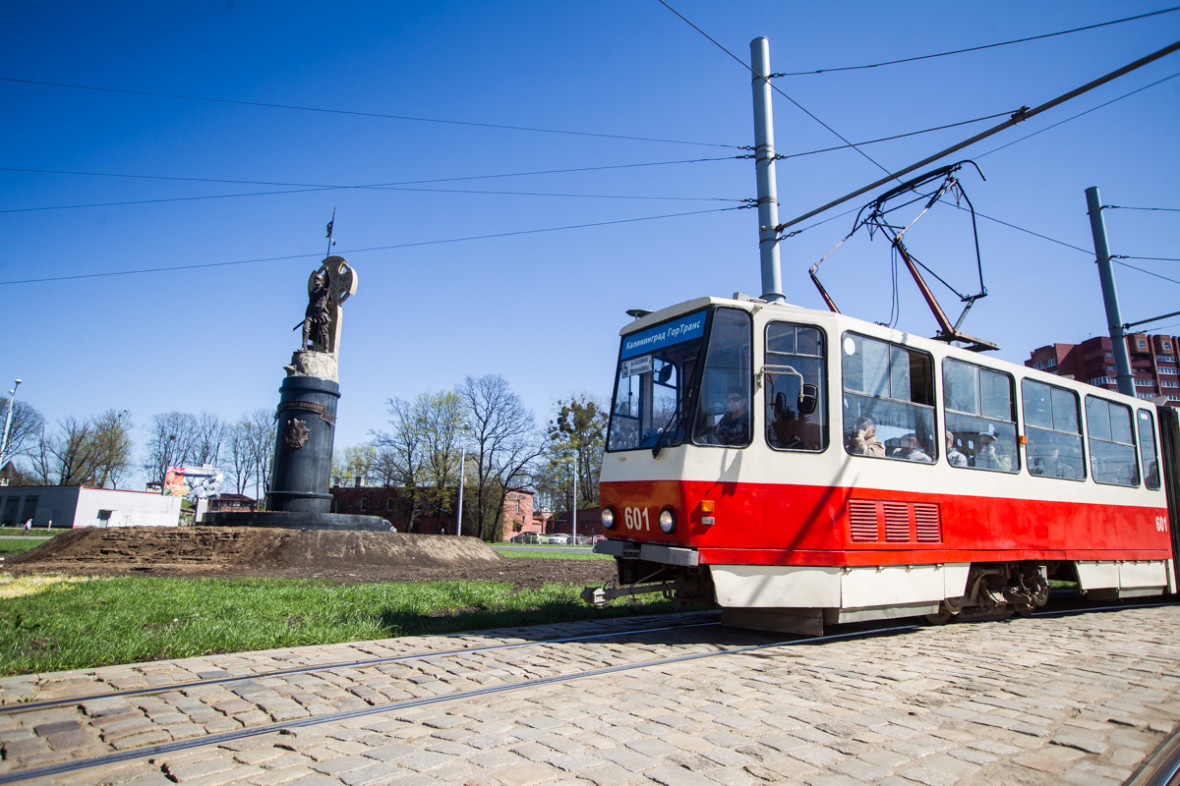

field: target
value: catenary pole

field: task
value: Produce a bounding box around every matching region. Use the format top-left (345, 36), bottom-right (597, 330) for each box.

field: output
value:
top-left (1085, 187), bottom-right (1135, 398)
top-left (750, 37), bottom-right (784, 302)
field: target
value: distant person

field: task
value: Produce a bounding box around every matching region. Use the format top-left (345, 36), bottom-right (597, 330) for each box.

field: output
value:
top-left (848, 416), bottom-right (885, 456)
top-left (975, 432), bottom-right (1011, 471)
top-left (946, 431), bottom-right (968, 467)
top-left (891, 433), bottom-right (933, 463)
top-left (23, 519), bottom-right (31, 532)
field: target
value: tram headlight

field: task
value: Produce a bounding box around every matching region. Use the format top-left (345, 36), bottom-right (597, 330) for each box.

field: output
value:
top-left (601, 507), bottom-right (616, 529)
top-left (658, 508), bottom-right (677, 534)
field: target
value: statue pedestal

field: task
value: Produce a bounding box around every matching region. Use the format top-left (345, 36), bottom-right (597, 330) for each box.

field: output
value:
top-left (268, 375), bottom-right (338, 514)
top-left (207, 371), bottom-right (390, 532)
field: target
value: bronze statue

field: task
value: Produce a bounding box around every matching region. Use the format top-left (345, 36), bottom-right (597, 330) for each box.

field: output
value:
top-left (302, 270), bottom-right (333, 351)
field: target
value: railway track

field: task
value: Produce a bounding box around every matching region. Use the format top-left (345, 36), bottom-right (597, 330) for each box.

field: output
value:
top-left (0, 600), bottom-right (1173, 784)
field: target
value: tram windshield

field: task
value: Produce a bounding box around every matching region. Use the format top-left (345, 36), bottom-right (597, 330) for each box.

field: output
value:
top-left (607, 309), bottom-right (708, 452)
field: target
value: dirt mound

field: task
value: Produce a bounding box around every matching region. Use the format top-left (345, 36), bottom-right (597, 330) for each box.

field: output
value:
top-left (5, 526), bottom-right (617, 588)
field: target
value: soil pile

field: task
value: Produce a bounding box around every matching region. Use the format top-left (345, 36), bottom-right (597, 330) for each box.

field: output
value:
top-left (4, 526), bottom-right (617, 589)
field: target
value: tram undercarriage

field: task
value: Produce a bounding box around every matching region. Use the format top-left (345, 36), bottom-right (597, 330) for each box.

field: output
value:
top-left (585, 554), bottom-right (1171, 636)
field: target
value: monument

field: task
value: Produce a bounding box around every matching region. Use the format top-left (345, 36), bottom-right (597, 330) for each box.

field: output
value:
top-left (208, 240), bottom-right (389, 532)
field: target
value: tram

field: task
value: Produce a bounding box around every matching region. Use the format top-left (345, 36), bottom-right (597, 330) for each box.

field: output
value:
top-left (592, 293), bottom-right (1180, 634)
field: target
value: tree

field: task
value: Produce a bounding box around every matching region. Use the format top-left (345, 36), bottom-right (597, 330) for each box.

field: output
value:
top-left (419, 391), bottom-right (466, 534)
top-left (370, 392), bottom-right (464, 532)
top-left (28, 409), bottom-right (132, 487)
top-left (143, 412), bottom-right (200, 489)
top-left (0, 396), bottom-right (45, 470)
top-left (34, 416), bottom-right (94, 485)
top-left (371, 396), bottom-right (428, 531)
top-left (192, 413), bottom-right (226, 467)
top-left (332, 443), bottom-right (377, 487)
top-left (226, 416), bottom-right (255, 495)
top-left (546, 393), bottom-right (607, 509)
top-left (458, 374), bottom-right (546, 542)
top-left (244, 409), bottom-right (275, 499)
top-left (88, 409), bottom-right (133, 488)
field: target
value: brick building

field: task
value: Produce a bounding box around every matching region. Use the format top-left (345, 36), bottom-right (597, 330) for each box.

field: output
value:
top-left (549, 506), bottom-right (604, 543)
top-left (1026, 333), bottom-right (1180, 405)
top-left (329, 483), bottom-right (535, 539)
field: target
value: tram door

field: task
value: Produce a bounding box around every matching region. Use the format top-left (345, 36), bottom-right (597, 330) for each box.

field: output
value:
top-left (1156, 405), bottom-right (1180, 591)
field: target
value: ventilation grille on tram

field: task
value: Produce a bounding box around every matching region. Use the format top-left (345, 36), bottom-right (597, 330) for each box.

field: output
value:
top-left (847, 500), bottom-right (942, 544)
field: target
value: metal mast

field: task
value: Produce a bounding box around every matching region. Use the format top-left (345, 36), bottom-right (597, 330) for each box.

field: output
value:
top-left (1085, 186), bottom-right (1135, 398)
top-left (750, 37), bottom-right (784, 302)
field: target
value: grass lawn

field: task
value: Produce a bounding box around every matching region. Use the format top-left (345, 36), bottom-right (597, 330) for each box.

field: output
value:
top-left (0, 572), bottom-right (681, 677)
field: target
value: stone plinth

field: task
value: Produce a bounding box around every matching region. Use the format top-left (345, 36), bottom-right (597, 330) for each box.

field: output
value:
top-left (203, 511), bottom-right (390, 532)
top-left (267, 375), bottom-right (338, 515)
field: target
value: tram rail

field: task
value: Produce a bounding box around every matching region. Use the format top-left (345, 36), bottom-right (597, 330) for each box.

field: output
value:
top-left (0, 613), bottom-right (722, 715)
top-left (0, 599), bottom-right (1172, 784)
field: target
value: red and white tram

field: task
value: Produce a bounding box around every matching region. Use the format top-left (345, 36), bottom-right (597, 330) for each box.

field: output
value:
top-left (593, 294), bottom-right (1180, 634)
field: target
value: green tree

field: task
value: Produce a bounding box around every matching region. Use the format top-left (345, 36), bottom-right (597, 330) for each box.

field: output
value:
top-left (546, 393), bottom-right (607, 509)
top-left (332, 443), bottom-right (377, 487)
top-left (372, 392), bottom-right (464, 533)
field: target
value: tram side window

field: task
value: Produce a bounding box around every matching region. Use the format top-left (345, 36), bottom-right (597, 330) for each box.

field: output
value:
top-left (1138, 410), bottom-right (1161, 490)
top-left (1085, 397), bottom-right (1140, 487)
top-left (942, 358), bottom-right (1018, 473)
top-left (841, 333), bottom-right (936, 462)
top-left (1022, 379), bottom-right (1085, 481)
top-left (765, 323), bottom-right (828, 452)
top-left (693, 309), bottom-right (754, 447)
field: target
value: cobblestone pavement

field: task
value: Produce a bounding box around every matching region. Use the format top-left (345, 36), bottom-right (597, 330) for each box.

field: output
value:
top-left (1, 605), bottom-right (1179, 785)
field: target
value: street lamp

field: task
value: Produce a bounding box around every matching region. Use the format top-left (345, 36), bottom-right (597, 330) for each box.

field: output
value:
top-left (455, 442), bottom-right (465, 537)
top-left (455, 426), bottom-right (471, 537)
top-left (571, 455), bottom-right (577, 545)
top-left (0, 378), bottom-right (22, 476)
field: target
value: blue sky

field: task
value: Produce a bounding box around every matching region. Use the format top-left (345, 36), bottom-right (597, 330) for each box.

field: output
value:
top-left (2, 1), bottom-right (1178, 484)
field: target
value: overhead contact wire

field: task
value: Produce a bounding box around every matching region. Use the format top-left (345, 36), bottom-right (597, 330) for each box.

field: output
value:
top-left (0, 77), bottom-right (738, 150)
top-left (775, 38), bottom-right (1180, 233)
top-left (774, 6), bottom-right (1180, 75)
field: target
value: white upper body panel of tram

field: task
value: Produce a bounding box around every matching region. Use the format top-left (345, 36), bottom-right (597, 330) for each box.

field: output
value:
top-left (603, 295), bottom-right (1166, 510)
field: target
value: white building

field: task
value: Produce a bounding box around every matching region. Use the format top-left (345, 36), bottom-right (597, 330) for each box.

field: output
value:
top-left (0, 486), bottom-right (181, 528)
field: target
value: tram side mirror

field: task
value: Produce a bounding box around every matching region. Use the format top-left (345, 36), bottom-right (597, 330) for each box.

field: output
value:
top-left (798, 384), bottom-right (818, 415)
top-left (657, 364), bottom-right (673, 384)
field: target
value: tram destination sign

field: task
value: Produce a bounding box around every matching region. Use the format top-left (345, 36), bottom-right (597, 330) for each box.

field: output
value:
top-left (620, 310), bottom-right (706, 359)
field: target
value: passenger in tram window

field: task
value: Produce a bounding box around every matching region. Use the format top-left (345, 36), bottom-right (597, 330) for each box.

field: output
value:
top-left (847, 416), bottom-right (885, 456)
top-left (1147, 460), bottom-right (1160, 488)
top-left (974, 431), bottom-right (1012, 471)
top-left (946, 431), bottom-right (968, 467)
top-left (1036, 446), bottom-right (1076, 479)
top-left (711, 388), bottom-right (750, 446)
top-left (891, 433), bottom-right (933, 463)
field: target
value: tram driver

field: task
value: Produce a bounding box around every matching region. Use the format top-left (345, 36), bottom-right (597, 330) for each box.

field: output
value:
top-left (709, 388), bottom-right (750, 446)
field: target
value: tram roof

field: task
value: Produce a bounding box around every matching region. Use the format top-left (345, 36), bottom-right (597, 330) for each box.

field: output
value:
top-left (618, 294), bottom-right (1154, 411)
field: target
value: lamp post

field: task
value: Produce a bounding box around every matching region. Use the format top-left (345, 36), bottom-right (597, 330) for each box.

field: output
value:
top-left (455, 443), bottom-right (465, 537)
top-left (0, 378), bottom-right (22, 476)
